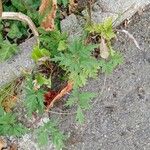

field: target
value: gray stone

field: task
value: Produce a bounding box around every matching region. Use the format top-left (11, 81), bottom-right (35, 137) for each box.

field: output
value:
top-left (61, 14), bottom-right (84, 40)
top-left (0, 38), bottom-right (36, 87)
top-left (91, 0), bottom-right (150, 26)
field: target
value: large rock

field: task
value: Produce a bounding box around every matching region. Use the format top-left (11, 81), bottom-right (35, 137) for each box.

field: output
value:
top-left (61, 0), bottom-right (149, 37)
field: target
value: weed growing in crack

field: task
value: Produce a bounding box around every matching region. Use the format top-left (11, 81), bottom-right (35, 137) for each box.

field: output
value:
top-left (0, 1), bottom-right (123, 149)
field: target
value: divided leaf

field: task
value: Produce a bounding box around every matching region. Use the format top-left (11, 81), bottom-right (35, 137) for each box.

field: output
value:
top-left (99, 52), bottom-right (123, 74)
top-left (0, 113), bottom-right (27, 136)
top-left (0, 40), bottom-right (19, 62)
top-left (36, 120), bottom-right (65, 150)
top-left (76, 106), bottom-right (84, 124)
top-left (53, 38), bottom-right (99, 87)
top-left (31, 46), bottom-right (50, 62)
top-left (25, 77), bottom-right (45, 116)
top-left (7, 23), bottom-right (23, 39)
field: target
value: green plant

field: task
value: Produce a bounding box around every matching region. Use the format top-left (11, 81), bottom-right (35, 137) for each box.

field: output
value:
top-left (52, 38), bottom-right (100, 87)
top-left (66, 89), bottom-right (96, 124)
top-left (86, 18), bottom-right (123, 72)
top-left (0, 22), bottom-right (20, 62)
top-left (0, 39), bottom-right (19, 62)
top-left (0, 109), bottom-right (27, 136)
top-left (39, 28), bottom-right (68, 56)
top-left (36, 120), bottom-right (65, 149)
top-left (58, 0), bottom-right (69, 7)
top-left (24, 75), bottom-right (46, 117)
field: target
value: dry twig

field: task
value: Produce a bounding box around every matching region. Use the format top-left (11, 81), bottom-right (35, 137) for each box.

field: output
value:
top-left (117, 29), bottom-right (141, 50)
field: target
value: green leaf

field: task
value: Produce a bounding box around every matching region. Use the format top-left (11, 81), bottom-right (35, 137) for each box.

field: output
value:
top-left (0, 106), bottom-right (4, 116)
top-left (31, 46), bottom-right (50, 62)
top-left (65, 97), bottom-right (76, 107)
top-left (76, 106), bottom-right (85, 124)
top-left (78, 92), bottom-right (96, 110)
top-left (37, 129), bottom-right (49, 146)
top-left (57, 40), bottom-right (67, 51)
top-left (0, 40), bottom-right (19, 62)
top-left (25, 77), bottom-right (45, 116)
top-left (57, 0), bottom-right (68, 7)
top-left (99, 52), bottom-right (123, 74)
top-left (35, 73), bottom-right (51, 88)
top-left (11, 0), bottom-right (26, 11)
top-left (36, 120), bottom-right (65, 150)
top-left (7, 23), bottom-right (23, 39)
top-left (61, 0), bottom-right (69, 7)
top-left (0, 113), bottom-right (27, 136)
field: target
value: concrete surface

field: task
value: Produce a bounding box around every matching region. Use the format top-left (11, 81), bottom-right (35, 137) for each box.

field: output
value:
top-left (60, 4), bottom-right (150, 150)
top-left (61, 0), bottom-right (149, 38)
top-left (0, 38), bottom-right (36, 87)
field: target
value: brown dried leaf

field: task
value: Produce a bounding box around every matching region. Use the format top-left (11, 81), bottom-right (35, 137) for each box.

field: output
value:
top-left (39, 0), bottom-right (57, 31)
top-left (100, 37), bottom-right (109, 59)
top-left (0, 139), bottom-right (6, 150)
top-left (69, 0), bottom-right (78, 13)
top-left (2, 95), bottom-right (17, 112)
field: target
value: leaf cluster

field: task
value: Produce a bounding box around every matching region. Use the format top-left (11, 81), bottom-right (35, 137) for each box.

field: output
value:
top-left (86, 18), bottom-right (116, 40)
top-left (39, 29), bottom-right (68, 57)
top-left (66, 89), bottom-right (96, 124)
top-left (36, 120), bottom-right (65, 150)
top-left (24, 76), bottom-right (45, 117)
top-left (52, 38), bottom-right (100, 87)
top-left (58, 0), bottom-right (69, 7)
top-left (0, 109), bottom-right (27, 136)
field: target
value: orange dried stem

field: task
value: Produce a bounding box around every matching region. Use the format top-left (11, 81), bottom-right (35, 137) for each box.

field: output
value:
top-left (46, 81), bottom-right (73, 111)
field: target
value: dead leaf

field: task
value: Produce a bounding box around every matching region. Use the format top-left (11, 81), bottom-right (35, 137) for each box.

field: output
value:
top-left (0, 138), bottom-right (6, 150)
top-left (39, 0), bottom-right (57, 31)
top-left (2, 95), bottom-right (18, 112)
top-left (100, 37), bottom-right (109, 59)
top-left (69, 0), bottom-right (78, 13)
